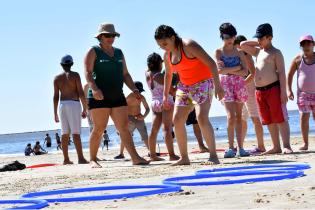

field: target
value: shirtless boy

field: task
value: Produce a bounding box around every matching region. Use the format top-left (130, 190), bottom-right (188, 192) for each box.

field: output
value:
top-left (115, 81), bottom-right (150, 159)
top-left (53, 55), bottom-right (88, 164)
top-left (240, 23), bottom-right (293, 154)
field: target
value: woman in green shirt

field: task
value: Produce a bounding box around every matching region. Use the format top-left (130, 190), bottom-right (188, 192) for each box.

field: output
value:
top-left (84, 23), bottom-right (150, 168)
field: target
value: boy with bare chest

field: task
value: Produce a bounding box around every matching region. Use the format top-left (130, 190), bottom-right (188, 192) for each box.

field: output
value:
top-left (241, 23), bottom-right (293, 154)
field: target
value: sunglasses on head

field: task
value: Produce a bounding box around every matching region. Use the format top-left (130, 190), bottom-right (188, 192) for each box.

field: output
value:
top-left (102, 33), bottom-right (116, 38)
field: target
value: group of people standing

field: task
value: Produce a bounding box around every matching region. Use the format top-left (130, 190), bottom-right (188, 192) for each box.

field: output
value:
top-left (53, 22), bottom-right (315, 168)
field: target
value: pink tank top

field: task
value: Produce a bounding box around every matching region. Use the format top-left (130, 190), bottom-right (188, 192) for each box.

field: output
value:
top-left (147, 73), bottom-right (173, 102)
top-left (297, 56), bottom-right (315, 93)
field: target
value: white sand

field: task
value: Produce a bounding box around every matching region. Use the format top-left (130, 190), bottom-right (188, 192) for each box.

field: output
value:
top-left (1, 136), bottom-right (315, 209)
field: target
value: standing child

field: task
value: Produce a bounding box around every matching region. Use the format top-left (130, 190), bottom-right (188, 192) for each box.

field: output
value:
top-left (102, 130), bottom-right (110, 150)
top-left (154, 25), bottom-right (224, 165)
top-left (241, 23), bottom-right (293, 154)
top-left (215, 23), bottom-right (250, 158)
top-left (234, 35), bottom-right (266, 154)
top-left (288, 35), bottom-right (315, 150)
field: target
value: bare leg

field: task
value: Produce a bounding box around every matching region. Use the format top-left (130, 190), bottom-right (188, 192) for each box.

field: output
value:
top-left (262, 123), bottom-right (282, 155)
top-left (251, 117), bottom-right (266, 151)
top-left (235, 103), bottom-right (244, 149)
top-left (162, 107), bottom-right (180, 161)
top-left (193, 124), bottom-right (208, 152)
top-left (148, 112), bottom-right (164, 161)
top-left (171, 106), bottom-right (192, 166)
top-left (300, 112), bottom-right (310, 150)
top-left (224, 102), bottom-right (236, 150)
top-left (110, 106), bottom-right (149, 165)
top-left (89, 108), bottom-right (110, 168)
top-left (72, 134), bottom-right (88, 164)
top-left (241, 119), bottom-right (247, 146)
top-left (195, 100), bottom-right (219, 164)
top-left (61, 134), bottom-right (73, 165)
top-left (278, 121), bottom-right (293, 154)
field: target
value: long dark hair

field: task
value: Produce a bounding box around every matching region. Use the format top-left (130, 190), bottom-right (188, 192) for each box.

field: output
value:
top-left (154, 25), bottom-right (182, 49)
top-left (147, 52), bottom-right (163, 72)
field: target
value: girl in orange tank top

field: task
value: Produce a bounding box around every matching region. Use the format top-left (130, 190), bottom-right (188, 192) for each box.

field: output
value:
top-left (154, 24), bottom-right (224, 166)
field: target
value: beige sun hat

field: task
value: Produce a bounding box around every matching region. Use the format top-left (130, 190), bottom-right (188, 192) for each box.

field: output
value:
top-left (94, 23), bottom-right (120, 38)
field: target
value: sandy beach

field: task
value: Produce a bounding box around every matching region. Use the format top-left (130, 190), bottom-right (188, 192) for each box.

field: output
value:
top-left (1, 136), bottom-right (315, 210)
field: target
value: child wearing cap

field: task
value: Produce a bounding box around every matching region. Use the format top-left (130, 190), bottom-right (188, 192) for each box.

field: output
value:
top-left (234, 35), bottom-right (266, 154)
top-left (287, 35), bottom-right (315, 150)
top-left (215, 23), bottom-right (250, 158)
top-left (240, 23), bottom-right (293, 154)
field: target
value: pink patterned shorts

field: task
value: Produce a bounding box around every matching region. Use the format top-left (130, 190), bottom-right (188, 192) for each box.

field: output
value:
top-left (297, 91), bottom-right (315, 113)
top-left (220, 75), bottom-right (247, 103)
top-left (151, 97), bottom-right (174, 113)
top-left (175, 79), bottom-right (214, 106)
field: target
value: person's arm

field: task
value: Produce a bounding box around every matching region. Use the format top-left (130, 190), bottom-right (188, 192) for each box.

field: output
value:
top-left (244, 54), bottom-right (256, 84)
top-left (53, 77), bottom-right (60, 123)
top-left (186, 40), bottom-right (224, 100)
top-left (140, 96), bottom-right (150, 119)
top-left (240, 41), bottom-right (260, 57)
top-left (163, 53), bottom-right (174, 108)
top-left (84, 48), bottom-right (104, 100)
top-left (230, 51), bottom-right (250, 77)
top-left (275, 50), bottom-right (288, 104)
top-left (75, 73), bottom-right (87, 118)
top-left (214, 49), bottom-right (241, 75)
top-left (121, 53), bottom-right (141, 99)
top-left (287, 55), bottom-right (300, 100)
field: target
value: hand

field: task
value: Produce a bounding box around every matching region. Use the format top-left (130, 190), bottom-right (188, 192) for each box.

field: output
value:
top-left (288, 90), bottom-right (294, 101)
top-left (92, 88), bottom-right (104, 100)
top-left (281, 92), bottom-right (288, 104)
top-left (82, 110), bottom-right (87, 119)
top-left (133, 89), bottom-right (141, 100)
top-left (135, 114), bottom-right (145, 121)
top-left (162, 97), bottom-right (171, 110)
top-left (214, 84), bottom-right (225, 101)
top-left (54, 114), bottom-right (59, 123)
top-left (217, 61), bottom-right (225, 69)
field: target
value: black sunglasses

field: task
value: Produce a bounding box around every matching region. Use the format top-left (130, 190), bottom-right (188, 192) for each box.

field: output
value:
top-left (102, 33), bottom-right (116, 38)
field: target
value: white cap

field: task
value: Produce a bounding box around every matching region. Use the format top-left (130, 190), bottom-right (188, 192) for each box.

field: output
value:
top-left (60, 55), bottom-right (73, 64)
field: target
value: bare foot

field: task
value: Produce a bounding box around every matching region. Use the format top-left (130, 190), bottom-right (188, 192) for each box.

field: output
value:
top-left (78, 159), bottom-right (89, 164)
top-left (150, 156), bottom-right (165, 161)
top-left (299, 144), bottom-right (308, 151)
top-left (208, 155), bottom-right (220, 165)
top-left (169, 155), bottom-right (180, 161)
top-left (260, 148), bottom-right (282, 155)
top-left (133, 157), bottom-right (150, 165)
top-left (257, 147), bottom-right (266, 153)
top-left (90, 160), bottom-right (102, 168)
top-left (199, 146), bottom-right (209, 153)
top-left (63, 160), bottom-right (74, 165)
top-left (171, 158), bottom-right (190, 166)
top-left (283, 148), bottom-right (293, 154)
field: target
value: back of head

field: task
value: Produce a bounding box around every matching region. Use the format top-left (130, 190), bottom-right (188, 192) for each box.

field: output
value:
top-left (234, 35), bottom-right (247, 45)
top-left (27, 143), bottom-right (31, 147)
top-left (147, 52), bottom-right (163, 72)
top-left (36, 141), bottom-right (40, 145)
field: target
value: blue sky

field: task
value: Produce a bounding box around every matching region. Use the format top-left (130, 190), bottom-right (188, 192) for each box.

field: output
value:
top-left (0, 0), bottom-right (314, 134)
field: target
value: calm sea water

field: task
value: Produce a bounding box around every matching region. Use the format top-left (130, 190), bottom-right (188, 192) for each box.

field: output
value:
top-left (0, 110), bottom-right (314, 155)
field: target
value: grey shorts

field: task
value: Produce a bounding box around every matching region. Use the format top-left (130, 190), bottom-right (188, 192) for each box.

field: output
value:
top-left (128, 116), bottom-right (148, 141)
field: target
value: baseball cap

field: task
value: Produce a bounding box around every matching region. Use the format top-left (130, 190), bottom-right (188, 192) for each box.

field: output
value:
top-left (254, 23), bottom-right (273, 38)
top-left (299, 35), bottom-right (314, 43)
top-left (134, 81), bottom-right (145, 93)
top-left (60, 55), bottom-right (73, 65)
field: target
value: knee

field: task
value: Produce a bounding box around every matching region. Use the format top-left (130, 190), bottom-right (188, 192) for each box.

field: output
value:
top-left (300, 113), bottom-right (310, 121)
top-left (92, 125), bottom-right (105, 136)
top-left (173, 114), bottom-right (186, 126)
top-left (227, 114), bottom-right (236, 123)
top-left (162, 125), bottom-right (172, 134)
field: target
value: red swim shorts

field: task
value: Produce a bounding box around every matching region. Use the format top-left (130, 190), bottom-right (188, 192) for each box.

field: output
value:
top-left (255, 84), bottom-right (288, 125)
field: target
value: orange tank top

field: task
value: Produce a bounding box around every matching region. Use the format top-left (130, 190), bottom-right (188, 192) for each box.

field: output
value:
top-left (168, 47), bottom-right (212, 85)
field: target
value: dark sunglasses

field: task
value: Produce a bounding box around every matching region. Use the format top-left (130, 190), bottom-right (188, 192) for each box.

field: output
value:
top-left (102, 33), bottom-right (117, 38)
